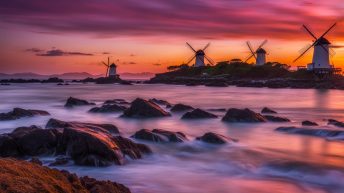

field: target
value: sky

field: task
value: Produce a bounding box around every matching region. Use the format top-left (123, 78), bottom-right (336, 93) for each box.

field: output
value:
top-left (0, 0), bottom-right (344, 75)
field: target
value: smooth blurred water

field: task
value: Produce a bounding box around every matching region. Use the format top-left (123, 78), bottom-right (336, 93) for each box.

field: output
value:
top-left (1, 83), bottom-right (344, 193)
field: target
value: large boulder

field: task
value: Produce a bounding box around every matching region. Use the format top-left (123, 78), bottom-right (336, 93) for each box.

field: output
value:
top-left (131, 129), bottom-right (187, 143)
top-left (261, 107), bottom-right (277, 114)
top-left (196, 132), bottom-right (235, 144)
top-left (302, 120), bottom-right (318, 126)
top-left (275, 126), bottom-right (344, 139)
top-left (0, 108), bottom-right (50, 121)
top-left (148, 98), bottom-right (171, 107)
top-left (65, 97), bottom-right (95, 108)
top-left (328, 119), bottom-right (344, 128)
top-left (79, 176), bottom-right (131, 193)
top-left (181, 108), bottom-right (218, 119)
top-left (170, 103), bottom-right (194, 112)
top-left (121, 98), bottom-right (171, 118)
top-left (264, 115), bottom-right (290, 122)
top-left (89, 104), bottom-right (127, 113)
top-left (222, 108), bottom-right (267, 122)
top-left (0, 135), bottom-right (20, 157)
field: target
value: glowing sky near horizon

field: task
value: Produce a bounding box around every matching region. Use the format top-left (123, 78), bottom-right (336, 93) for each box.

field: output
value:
top-left (0, 0), bottom-right (344, 75)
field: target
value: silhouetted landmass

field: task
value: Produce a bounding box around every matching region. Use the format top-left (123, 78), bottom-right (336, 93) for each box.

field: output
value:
top-left (0, 77), bottom-right (64, 83)
top-left (147, 62), bottom-right (344, 89)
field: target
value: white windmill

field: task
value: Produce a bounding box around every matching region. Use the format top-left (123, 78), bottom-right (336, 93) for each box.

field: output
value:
top-left (102, 57), bottom-right (117, 78)
top-left (245, 40), bottom-right (268, 66)
top-left (293, 23), bottom-right (337, 71)
top-left (185, 42), bottom-right (215, 67)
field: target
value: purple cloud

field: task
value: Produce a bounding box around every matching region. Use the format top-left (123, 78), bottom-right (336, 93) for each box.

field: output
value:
top-left (27, 48), bottom-right (93, 56)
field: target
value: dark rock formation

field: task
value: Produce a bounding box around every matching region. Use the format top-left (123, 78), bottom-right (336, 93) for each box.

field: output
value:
top-left (89, 104), bottom-right (127, 113)
top-left (205, 82), bottom-right (228, 87)
top-left (264, 115), bottom-right (290, 122)
top-left (261, 107), bottom-right (277, 114)
top-left (0, 108), bottom-right (50, 121)
top-left (65, 97), bottom-right (96, 108)
top-left (148, 98), bottom-right (171, 107)
top-left (79, 175), bottom-right (131, 193)
top-left (131, 129), bottom-right (187, 143)
top-left (302, 120), bottom-right (318, 126)
top-left (275, 126), bottom-right (344, 139)
top-left (181, 108), bottom-right (218, 119)
top-left (222, 108), bottom-right (267, 122)
top-left (328, 119), bottom-right (344, 128)
top-left (196, 132), bottom-right (234, 144)
top-left (121, 98), bottom-right (171, 118)
top-left (170, 103), bottom-right (194, 112)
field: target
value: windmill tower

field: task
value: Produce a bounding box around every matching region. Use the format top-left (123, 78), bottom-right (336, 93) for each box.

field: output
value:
top-left (293, 23), bottom-right (337, 71)
top-left (245, 40), bottom-right (268, 65)
top-left (185, 42), bottom-right (215, 67)
top-left (102, 57), bottom-right (118, 78)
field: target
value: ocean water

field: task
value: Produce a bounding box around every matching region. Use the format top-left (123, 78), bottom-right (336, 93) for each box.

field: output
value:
top-left (1, 83), bottom-right (344, 193)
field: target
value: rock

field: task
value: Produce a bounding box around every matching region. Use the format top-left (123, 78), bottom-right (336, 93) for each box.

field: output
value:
top-left (205, 82), bottom-right (228, 87)
top-left (328, 119), bottom-right (344, 128)
top-left (131, 129), bottom-right (187, 143)
top-left (64, 97), bottom-right (95, 108)
top-left (112, 136), bottom-right (152, 160)
top-left (149, 98), bottom-right (171, 107)
top-left (222, 108), bottom-right (267, 122)
top-left (0, 159), bottom-right (131, 193)
top-left (30, 157), bottom-right (43, 165)
top-left (89, 104), bottom-right (127, 113)
top-left (264, 115), bottom-right (290, 122)
top-left (0, 135), bottom-right (20, 157)
top-left (170, 103), bottom-right (194, 112)
top-left (46, 118), bottom-right (120, 134)
top-left (121, 98), bottom-right (171, 118)
top-left (275, 126), bottom-right (344, 139)
top-left (0, 108), bottom-right (50, 121)
top-left (181, 108), bottom-right (218, 119)
top-left (302, 120), bottom-right (318, 126)
top-left (261, 107), bottom-right (277, 114)
top-left (196, 132), bottom-right (234, 144)
top-left (49, 156), bottom-right (70, 166)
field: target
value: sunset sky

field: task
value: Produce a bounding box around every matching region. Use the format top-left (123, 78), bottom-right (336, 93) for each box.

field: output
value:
top-left (0, 0), bottom-right (344, 75)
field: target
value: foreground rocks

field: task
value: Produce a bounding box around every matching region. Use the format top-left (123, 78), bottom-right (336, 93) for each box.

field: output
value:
top-left (148, 98), bottom-right (171, 107)
top-left (263, 115), bottom-right (290, 122)
top-left (0, 108), bottom-right (50, 121)
top-left (261, 107), bottom-right (277, 114)
top-left (121, 98), bottom-right (171, 118)
top-left (181, 109), bottom-right (217, 119)
top-left (170, 103), bottom-right (194, 112)
top-left (196, 132), bottom-right (235, 144)
top-left (0, 158), bottom-right (131, 193)
top-left (222, 108), bottom-right (267, 122)
top-left (0, 119), bottom-right (151, 166)
top-left (302, 120), bottom-right (318, 126)
top-left (328, 119), bottom-right (344, 128)
top-left (89, 104), bottom-right (127, 113)
top-left (131, 129), bottom-right (187, 143)
top-left (65, 97), bottom-right (95, 108)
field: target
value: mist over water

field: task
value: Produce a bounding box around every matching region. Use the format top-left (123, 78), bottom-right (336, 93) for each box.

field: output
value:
top-left (1, 83), bottom-right (344, 193)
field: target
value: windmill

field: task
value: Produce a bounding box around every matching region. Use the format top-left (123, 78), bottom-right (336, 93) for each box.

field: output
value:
top-left (185, 42), bottom-right (215, 67)
top-left (293, 23), bottom-right (337, 71)
top-left (245, 40), bottom-right (268, 65)
top-left (102, 57), bottom-right (118, 78)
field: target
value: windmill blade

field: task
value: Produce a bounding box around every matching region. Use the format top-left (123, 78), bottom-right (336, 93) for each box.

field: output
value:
top-left (186, 55), bottom-right (196, 65)
top-left (319, 22), bottom-right (337, 39)
top-left (246, 41), bottom-right (257, 60)
top-left (257, 39), bottom-right (268, 50)
top-left (298, 43), bottom-right (312, 54)
top-left (302, 24), bottom-right (317, 40)
top-left (245, 54), bottom-right (256, 63)
top-left (186, 42), bottom-right (197, 53)
top-left (204, 54), bottom-right (215, 65)
top-left (203, 43), bottom-right (210, 51)
top-left (293, 42), bottom-right (316, 63)
top-left (102, 62), bottom-right (109, 67)
top-left (107, 57), bottom-right (110, 65)
top-left (329, 47), bottom-right (336, 57)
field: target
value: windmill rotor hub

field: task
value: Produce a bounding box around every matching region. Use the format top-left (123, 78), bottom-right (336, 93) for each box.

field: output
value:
top-left (256, 48), bottom-right (266, 54)
top-left (196, 50), bottom-right (205, 55)
top-left (315, 37), bottom-right (331, 46)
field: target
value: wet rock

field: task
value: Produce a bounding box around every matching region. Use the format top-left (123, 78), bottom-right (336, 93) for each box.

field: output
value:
top-left (112, 136), bottom-right (152, 159)
top-left (89, 104), bottom-right (127, 113)
top-left (0, 108), bottom-right (50, 121)
top-left (275, 126), bottom-right (344, 138)
top-left (328, 119), bottom-right (344, 128)
top-left (261, 107), bottom-right (277, 114)
top-left (121, 98), bottom-right (171, 118)
top-left (181, 108), bottom-right (218, 119)
top-left (222, 108), bottom-right (267, 122)
top-left (30, 157), bottom-right (43, 165)
top-left (264, 115), bottom-right (290, 122)
top-left (46, 118), bottom-right (120, 134)
top-left (170, 103), bottom-right (194, 112)
top-left (149, 98), bottom-right (171, 107)
top-left (64, 97), bottom-right (95, 108)
top-left (196, 132), bottom-right (234, 144)
top-left (80, 176), bottom-right (131, 193)
top-left (131, 129), bottom-right (187, 143)
top-left (0, 135), bottom-right (20, 157)
top-left (302, 120), bottom-right (318, 126)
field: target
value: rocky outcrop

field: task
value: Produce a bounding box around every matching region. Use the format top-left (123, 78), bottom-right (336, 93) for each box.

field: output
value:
top-left (148, 98), bottom-right (171, 107)
top-left (181, 109), bottom-right (218, 119)
top-left (89, 104), bottom-right (127, 113)
top-left (264, 115), bottom-right (290, 122)
top-left (0, 158), bottom-right (131, 193)
top-left (261, 107), bottom-right (277, 114)
top-left (170, 103), bottom-right (194, 112)
top-left (222, 108), bottom-right (267, 122)
top-left (275, 126), bottom-right (344, 139)
top-left (131, 129), bottom-right (187, 143)
top-left (0, 108), bottom-right (50, 121)
top-left (196, 132), bottom-right (235, 144)
top-left (65, 97), bottom-right (95, 108)
top-left (328, 119), bottom-right (344, 128)
top-left (121, 98), bottom-right (171, 118)
top-left (302, 120), bottom-right (318, 126)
